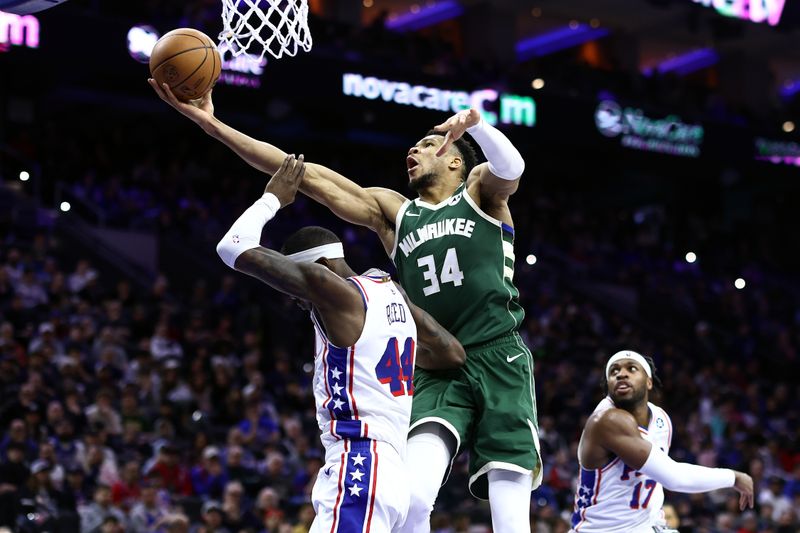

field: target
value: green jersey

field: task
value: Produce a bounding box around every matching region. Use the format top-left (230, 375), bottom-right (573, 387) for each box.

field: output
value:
top-left (391, 183), bottom-right (524, 348)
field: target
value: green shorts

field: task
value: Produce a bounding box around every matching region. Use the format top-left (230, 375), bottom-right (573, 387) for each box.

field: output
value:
top-left (409, 332), bottom-right (542, 500)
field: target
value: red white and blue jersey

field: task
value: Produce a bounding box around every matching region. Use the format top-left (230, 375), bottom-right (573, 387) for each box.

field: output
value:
top-left (570, 397), bottom-right (673, 533)
top-left (311, 269), bottom-right (417, 458)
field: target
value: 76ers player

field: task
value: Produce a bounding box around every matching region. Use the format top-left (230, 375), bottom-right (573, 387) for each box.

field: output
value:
top-left (215, 154), bottom-right (466, 532)
top-left (570, 351), bottom-right (753, 533)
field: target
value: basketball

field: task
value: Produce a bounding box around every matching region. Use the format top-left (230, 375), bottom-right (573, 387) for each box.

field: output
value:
top-left (149, 28), bottom-right (221, 102)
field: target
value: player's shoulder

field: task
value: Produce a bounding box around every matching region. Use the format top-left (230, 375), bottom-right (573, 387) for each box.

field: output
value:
top-left (587, 406), bottom-right (639, 435)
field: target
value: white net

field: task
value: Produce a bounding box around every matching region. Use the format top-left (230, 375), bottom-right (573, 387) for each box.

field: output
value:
top-left (219, 0), bottom-right (312, 60)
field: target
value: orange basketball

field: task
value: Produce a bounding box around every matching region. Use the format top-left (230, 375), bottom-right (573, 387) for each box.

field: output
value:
top-left (150, 28), bottom-right (221, 102)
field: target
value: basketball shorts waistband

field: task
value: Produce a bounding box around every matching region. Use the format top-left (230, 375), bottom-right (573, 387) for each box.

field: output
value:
top-left (466, 332), bottom-right (524, 353)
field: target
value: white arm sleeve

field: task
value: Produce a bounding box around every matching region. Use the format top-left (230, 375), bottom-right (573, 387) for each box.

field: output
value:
top-left (465, 118), bottom-right (525, 180)
top-left (216, 193), bottom-right (281, 269)
top-left (639, 444), bottom-right (735, 493)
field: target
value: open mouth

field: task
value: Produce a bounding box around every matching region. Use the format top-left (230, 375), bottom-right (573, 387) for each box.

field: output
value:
top-left (615, 383), bottom-right (631, 393)
top-left (406, 156), bottom-right (419, 173)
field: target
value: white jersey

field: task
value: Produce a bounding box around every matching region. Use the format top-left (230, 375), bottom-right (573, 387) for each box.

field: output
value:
top-left (571, 397), bottom-right (673, 533)
top-left (311, 269), bottom-right (417, 458)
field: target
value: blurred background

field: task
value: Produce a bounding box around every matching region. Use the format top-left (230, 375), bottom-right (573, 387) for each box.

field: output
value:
top-left (1, 0), bottom-right (799, 532)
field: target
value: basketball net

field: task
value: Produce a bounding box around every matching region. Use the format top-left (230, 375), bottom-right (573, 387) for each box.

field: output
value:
top-left (219, 0), bottom-right (312, 60)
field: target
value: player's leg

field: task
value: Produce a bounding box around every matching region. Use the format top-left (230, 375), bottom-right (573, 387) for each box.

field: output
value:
top-left (488, 469), bottom-right (534, 532)
top-left (312, 440), bottom-right (400, 533)
top-left (465, 334), bottom-right (542, 533)
top-left (402, 422), bottom-right (457, 533)
top-left (399, 368), bottom-right (474, 533)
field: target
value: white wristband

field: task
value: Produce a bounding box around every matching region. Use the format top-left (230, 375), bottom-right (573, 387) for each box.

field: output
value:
top-left (466, 118), bottom-right (525, 180)
top-left (639, 444), bottom-right (735, 493)
top-left (216, 192), bottom-right (280, 269)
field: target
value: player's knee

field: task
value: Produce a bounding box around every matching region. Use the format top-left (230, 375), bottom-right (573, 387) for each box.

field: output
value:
top-left (408, 488), bottom-right (434, 517)
top-left (403, 489), bottom-right (435, 532)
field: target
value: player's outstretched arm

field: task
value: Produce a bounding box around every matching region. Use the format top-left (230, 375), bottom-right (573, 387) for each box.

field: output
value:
top-left (299, 174), bottom-right (407, 255)
top-left (434, 108), bottom-right (524, 202)
top-left (149, 80), bottom-right (407, 254)
top-left (591, 409), bottom-right (754, 509)
top-left (149, 80), bottom-right (285, 174)
top-left (215, 155), bottom-right (363, 328)
top-left (396, 286), bottom-right (465, 369)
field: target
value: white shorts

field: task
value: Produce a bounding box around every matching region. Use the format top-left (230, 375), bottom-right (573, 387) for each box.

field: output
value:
top-left (311, 439), bottom-right (409, 533)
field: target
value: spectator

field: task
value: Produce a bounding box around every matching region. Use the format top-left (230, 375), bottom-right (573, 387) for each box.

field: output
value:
top-left (78, 485), bottom-right (126, 533)
top-left (85, 389), bottom-right (123, 437)
top-left (110, 459), bottom-right (142, 510)
top-left (191, 445), bottom-right (228, 499)
top-left (144, 443), bottom-right (192, 496)
top-left (221, 480), bottom-right (259, 531)
top-left (68, 260), bottom-right (98, 294)
top-left (129, 480), bottom-right (169, 533)
top-left (21, 460), bottom-right (77, 529)
top-left (198, 500), bottom-right (230, 533)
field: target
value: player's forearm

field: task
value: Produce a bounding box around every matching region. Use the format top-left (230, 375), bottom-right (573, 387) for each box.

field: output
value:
top-left (467, 118), bottom-right (525, 180)
top-left (639, 445), bottom-right (735, 493)
top-left (201, 116), bottom-right (286, 174)
top-left (215, 191), bottom-right (317, 301)
top-left (300, 165), bottom-right (382, 229)
top-left (412, 308), bottom-right (466, 369)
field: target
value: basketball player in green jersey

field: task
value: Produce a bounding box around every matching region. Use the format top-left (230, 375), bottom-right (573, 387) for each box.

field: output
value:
top-left (150, 80), bottom-right (538, 533)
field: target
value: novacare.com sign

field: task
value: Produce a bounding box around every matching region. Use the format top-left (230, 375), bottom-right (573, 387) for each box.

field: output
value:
top-left (342, 73), bottom-right (535, 128)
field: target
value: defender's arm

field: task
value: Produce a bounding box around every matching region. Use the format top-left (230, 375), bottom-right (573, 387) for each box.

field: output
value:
top-left (214, 155), bottom-right (362, 315)
top-left (590, 409), bottom-right (751, 507)
top-left (396, 286), bottom-right (465, 370)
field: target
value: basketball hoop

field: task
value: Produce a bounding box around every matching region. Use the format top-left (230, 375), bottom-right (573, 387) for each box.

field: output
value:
top-left (219, 0), bottom-right (312, 60)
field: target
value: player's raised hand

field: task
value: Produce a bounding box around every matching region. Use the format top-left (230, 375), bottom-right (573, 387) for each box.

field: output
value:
top-left (266, 154), bottom-right (305, 207)
top-left (733, 471), bottom-right (754, 510)
top-left (433, 108), bottom-right (482, 157)
top-left (148, 79), bottom-right (215, 124)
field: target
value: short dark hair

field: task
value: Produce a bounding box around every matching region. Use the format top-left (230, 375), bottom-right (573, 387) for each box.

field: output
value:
top-left (426, 129), bottom-right (479, 182)
top-left (281, 226), bottom-right (341, 256)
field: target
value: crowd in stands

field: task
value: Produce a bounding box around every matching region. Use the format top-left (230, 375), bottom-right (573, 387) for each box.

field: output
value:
top-left (1, 4), bottom-right (799, 533)
top-left (1, 148), bottom-right (799, 533)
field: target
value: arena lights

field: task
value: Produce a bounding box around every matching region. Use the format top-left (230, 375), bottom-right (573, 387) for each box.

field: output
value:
top-left (531, 78), bottom-right (545, 90)
top-left (0, 10), bottom-right (39, 49)
top-left (516, 23), bottom-right (609, 62)
top-left (781, 80), bottom-right (800, 100)
top-left (127, 25), bottom-right (159, 63)
top-left (526, 254), bottom-right (537, 265)
top-left (18, 170), bottom-right (29, 181)
top-left (645, 48), bottom-right (718, 77)
top-left (342, 73), bottom-right (536, 127)
top-left (385, 0), bottom-right (463, 32)
top-left (734, 278), bottom-right (746, 290)
top-left (59, 201), bottom-right (71, 212)
top-left (783, 121), bottom-right (795, 133)
top-left (594, 100), bottom-right (704, 157)
top-left (690, 0), bottom-right (785, 26)
top-left (685, 252), bottom-right (697, 263)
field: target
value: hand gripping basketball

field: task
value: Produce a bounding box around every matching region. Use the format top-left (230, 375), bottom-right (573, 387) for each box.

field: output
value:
top-left (149, 28), bottom-right (221, 102)
top-left (148, 79), bottom-right (214, 126)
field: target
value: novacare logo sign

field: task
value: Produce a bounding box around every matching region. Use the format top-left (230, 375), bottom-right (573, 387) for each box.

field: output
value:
top-left (691, 0), bottom-right (785, 26)
top-left (595, 100), bottom-right (704, 158)
top-left (342, 73), bottom-right (535, 127)
top-left (0, 10), bottom-right (39, 49)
